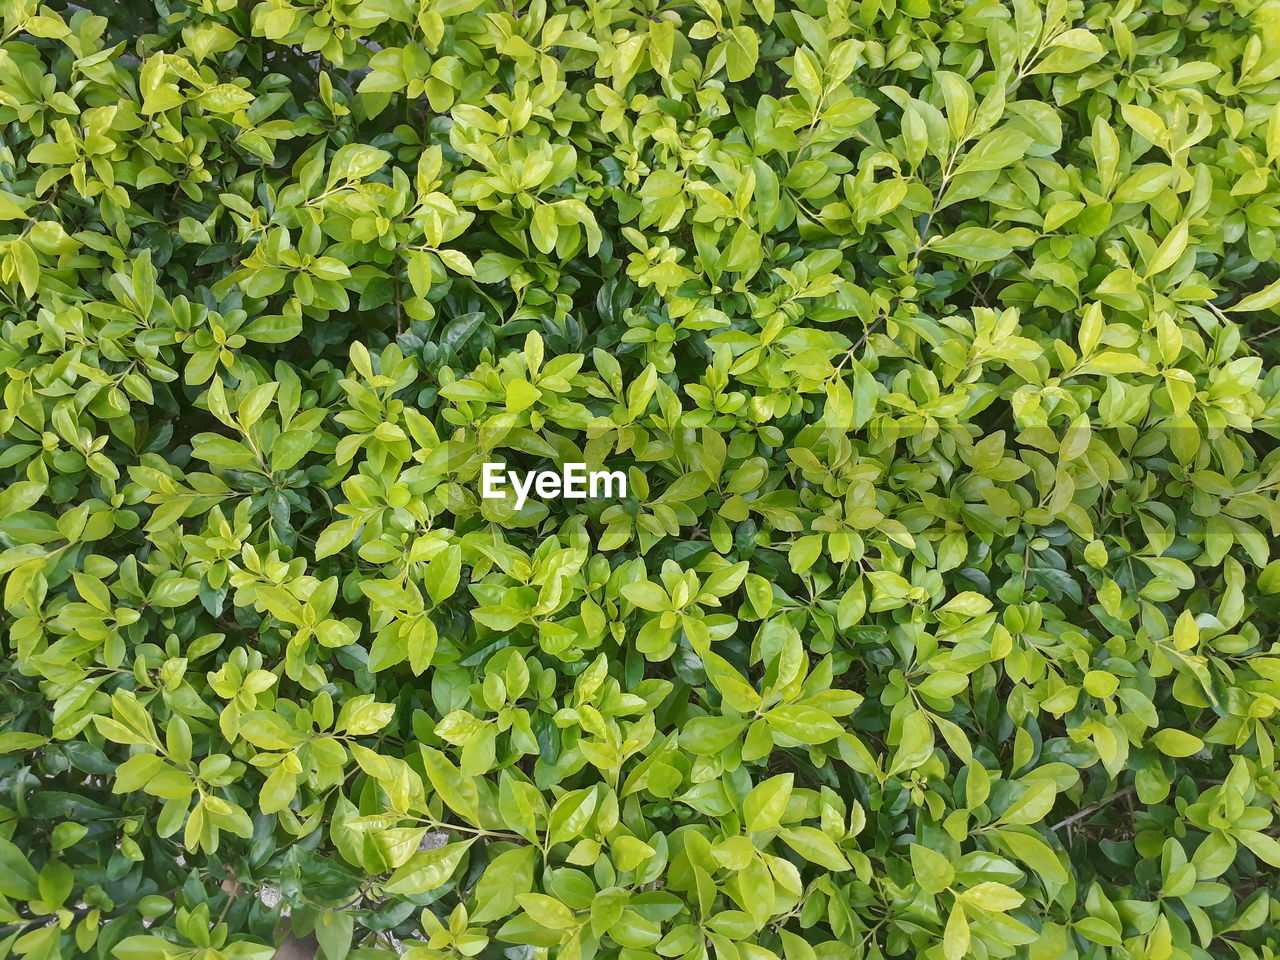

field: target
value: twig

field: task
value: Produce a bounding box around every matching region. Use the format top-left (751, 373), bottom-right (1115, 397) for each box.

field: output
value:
top-left (1051, 785), bottom-right (1134, 832)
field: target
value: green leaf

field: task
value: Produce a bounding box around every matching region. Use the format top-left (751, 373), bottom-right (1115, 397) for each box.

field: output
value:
top-left (1228, 277), bottom-right (1280, 313)
top-left (778, 827), bottom-right (851, 871)
top-left (999, 781), bottom-right (1057, 825)
top-left (238, 712), bottom-right (302, 750)
top-left (516, 893), bottom-right (577, 930)
top-left (0, 838), bottom-right (39, 899)
top-left (910, 843), bottom-right (955, 894)
top-left (1149, 729), bottom-right (1203, 757)
top-left (743, 773), bottom-right (792, 832)
top-left (930, 227), bottom-right (1015, 261)
top-left (383, 840), bottom-right (473, 895)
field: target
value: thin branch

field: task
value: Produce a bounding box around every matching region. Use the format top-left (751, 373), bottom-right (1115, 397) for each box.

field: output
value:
top-left (1051, 785), bottom-right (1135, 832)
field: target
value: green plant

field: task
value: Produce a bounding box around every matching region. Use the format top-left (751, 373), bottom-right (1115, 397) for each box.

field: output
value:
top-left (2, 0), bottom-right (1280, 958)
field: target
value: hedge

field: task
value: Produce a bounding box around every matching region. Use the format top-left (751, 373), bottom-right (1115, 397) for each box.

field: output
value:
top-left (2, 0), bottom-right (1280, 958)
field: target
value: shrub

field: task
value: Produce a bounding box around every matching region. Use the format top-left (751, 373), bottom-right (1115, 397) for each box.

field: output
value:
top-left (2, 0), bottom-right (1280, 958)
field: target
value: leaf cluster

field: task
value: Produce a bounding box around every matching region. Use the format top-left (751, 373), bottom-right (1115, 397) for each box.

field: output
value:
top-left (1, 0), bottom-right (1280, 958)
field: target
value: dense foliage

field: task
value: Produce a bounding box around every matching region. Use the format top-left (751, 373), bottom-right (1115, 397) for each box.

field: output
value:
top-left (3, 0), bottom-right (1280, 958)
